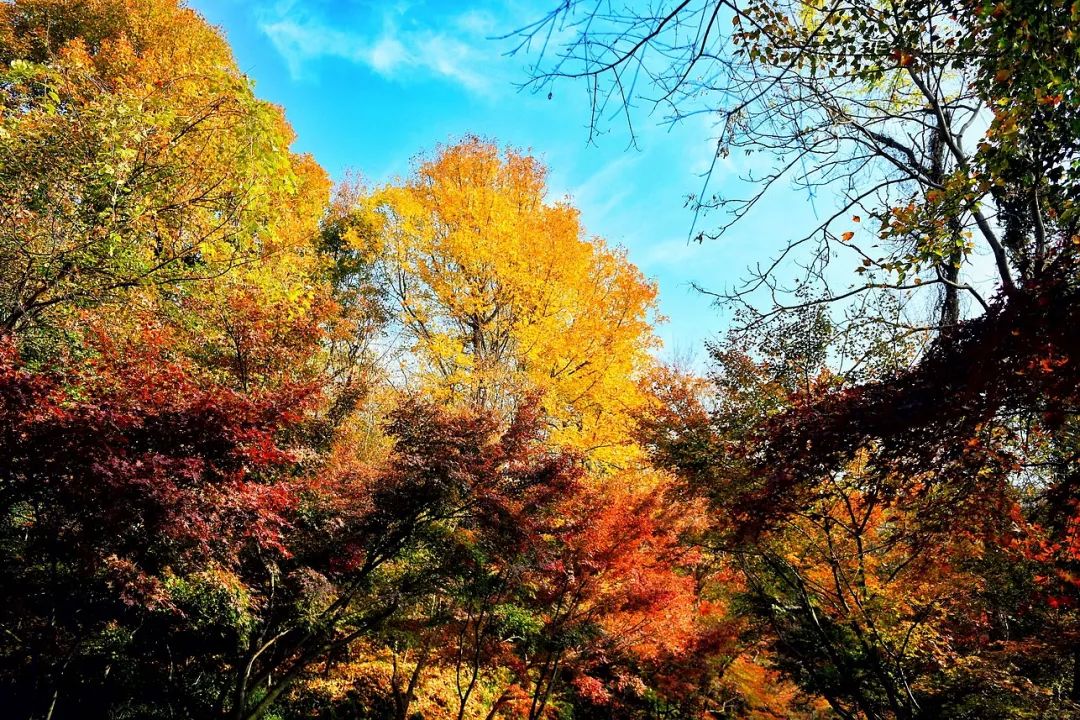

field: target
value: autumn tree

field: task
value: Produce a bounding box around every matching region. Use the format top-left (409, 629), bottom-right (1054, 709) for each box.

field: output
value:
top-left (0, 0), bottom-right (324, 354)
top-left (226, 399), bottom-right (594, 720)
top-left (637, 316), bottom-right (1080, 718)
top-left (356, 137), bottom-right (660, 466)
top-left (0, 3), bottom-right (385, 718)
top-left (0, 329), bottom-right (314, 719)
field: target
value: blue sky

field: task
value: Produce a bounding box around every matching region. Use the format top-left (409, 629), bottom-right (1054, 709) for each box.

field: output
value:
top-left (188, 0), bottom-right (822, 360)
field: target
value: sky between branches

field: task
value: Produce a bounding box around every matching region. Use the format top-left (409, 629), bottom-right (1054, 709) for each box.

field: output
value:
top-left (190, 0), bottom-right (826, 358)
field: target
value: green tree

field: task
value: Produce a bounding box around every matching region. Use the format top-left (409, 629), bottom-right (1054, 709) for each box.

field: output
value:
top-left (0, 0), bottom-right (315, 348)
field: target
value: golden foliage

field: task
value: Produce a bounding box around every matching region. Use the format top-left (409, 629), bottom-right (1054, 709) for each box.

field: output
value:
top-left (357, 137), bottom-right (660, 466)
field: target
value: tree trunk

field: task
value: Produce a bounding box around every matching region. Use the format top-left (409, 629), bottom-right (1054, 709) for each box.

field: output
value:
top-left (1070, 644), bottom-right (1080, 703)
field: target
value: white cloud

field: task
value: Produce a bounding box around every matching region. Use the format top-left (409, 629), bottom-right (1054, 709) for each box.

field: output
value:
top-left (255, 1), bottom-right (498, 94)
top-left (368, 35), bottom-right (408, 74)
top-left (454, 9), bottom-right (497, 36)
top-left (563, 153), bottom-right (641, 227)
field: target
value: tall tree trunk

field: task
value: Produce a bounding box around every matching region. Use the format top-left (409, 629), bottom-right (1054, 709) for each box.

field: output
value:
top-left (929, 114), bottom-right (961, 328)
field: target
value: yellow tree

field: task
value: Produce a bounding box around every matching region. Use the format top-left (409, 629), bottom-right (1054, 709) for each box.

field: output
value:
top-left (356, 137), bottom-right (660, 467)
top-left (0, 0), bottom-right (316, 345)
top-left (0, 0), bottom-right (389, 403)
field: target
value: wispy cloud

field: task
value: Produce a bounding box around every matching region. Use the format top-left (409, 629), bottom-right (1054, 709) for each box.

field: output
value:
top-left (638, 237), bottom-right (705, 269)
top-left (256, 1), bottom-right (498, 93)
top-left (561, 153), bottom-right (641, 229)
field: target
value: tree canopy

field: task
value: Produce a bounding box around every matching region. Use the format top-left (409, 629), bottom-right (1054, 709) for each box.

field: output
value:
top-left (357, 137), bottom-right (660, 467)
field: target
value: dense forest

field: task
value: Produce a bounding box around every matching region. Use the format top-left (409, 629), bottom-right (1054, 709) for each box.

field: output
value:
top-left (1, 0), bottom-right (1079, 718)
